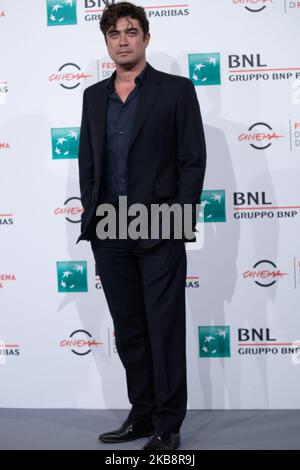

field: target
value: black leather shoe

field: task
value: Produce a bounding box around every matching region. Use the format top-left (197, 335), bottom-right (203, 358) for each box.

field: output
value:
top-left (98, 419), bottom-right (154, 443)
top-left (142, 431), bottom-right (181, 450)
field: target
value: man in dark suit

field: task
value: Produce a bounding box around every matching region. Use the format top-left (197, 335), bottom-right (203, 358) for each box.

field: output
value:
top-left (77, 2), bottom-right (206, 450)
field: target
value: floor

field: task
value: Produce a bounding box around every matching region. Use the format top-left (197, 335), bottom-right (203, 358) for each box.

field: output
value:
top-left (1, 409), bottom-right (300, 450)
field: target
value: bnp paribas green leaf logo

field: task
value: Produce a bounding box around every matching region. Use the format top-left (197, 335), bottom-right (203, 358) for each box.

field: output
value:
top-left (188, 53), bottom-right (221, 86)
top-left (47, 0), bottom-right (77, 26)
top-left (51, 127), bottom-right (80, 159)
top-left (199, 190), bottom-right (226, 223)
top-left (198, 326), bottom-right (230, 358)
top-left (57, 261), bottom-right (88, 292)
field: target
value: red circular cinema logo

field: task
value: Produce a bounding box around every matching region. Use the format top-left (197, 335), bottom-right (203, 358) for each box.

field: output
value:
top-left (54, 197), bottom-right (83, 223)
top-left (238, 122), bottom-right (284, 150)
top-left (243, 260), bottom-right (288, 287)
top-left (60, 330), bottom-right (102, 355)
top-left (49, 63), bottom-right (92, 89)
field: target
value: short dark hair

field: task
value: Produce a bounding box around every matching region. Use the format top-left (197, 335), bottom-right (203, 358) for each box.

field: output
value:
top-left (99, 2), bottom-right (149, 40)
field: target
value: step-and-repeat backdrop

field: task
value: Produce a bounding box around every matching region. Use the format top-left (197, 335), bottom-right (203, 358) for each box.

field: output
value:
top-left (1, 0), bottom-right (300, 409)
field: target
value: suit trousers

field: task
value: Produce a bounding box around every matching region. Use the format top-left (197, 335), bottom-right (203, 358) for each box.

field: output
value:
top-left (90, 219), bottom-right (187, 433)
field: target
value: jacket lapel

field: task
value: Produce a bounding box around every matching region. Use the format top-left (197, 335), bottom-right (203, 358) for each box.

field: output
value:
top-left (128, 64), bottom-right (162, 150)
top-left (91, 83), bottom-right (109, 182)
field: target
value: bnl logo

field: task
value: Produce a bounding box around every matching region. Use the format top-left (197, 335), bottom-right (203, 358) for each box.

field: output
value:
top-left (199, 190), bottom-right (226, 223)
top-left (47, 0), bottom-right (77, 26)
top-left (51, 128), bottom-right (80, 159)
top-left (56, 261), bottom-right (88, 292)
top-left (189, 53), bottom-right (221, 86)
top-left (198, 326), bottom-right (231, 358)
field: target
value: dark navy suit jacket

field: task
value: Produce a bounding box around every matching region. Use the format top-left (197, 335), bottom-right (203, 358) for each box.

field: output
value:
top-left (77, 63), bottom-right (206, 247)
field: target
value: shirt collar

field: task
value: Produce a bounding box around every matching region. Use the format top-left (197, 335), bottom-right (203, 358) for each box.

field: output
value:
top-left (107, 62), bottom-right (149, 92)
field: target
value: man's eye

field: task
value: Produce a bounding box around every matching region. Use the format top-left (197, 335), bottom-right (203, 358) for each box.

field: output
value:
top-left (127, 31), bottom-right (137, 36)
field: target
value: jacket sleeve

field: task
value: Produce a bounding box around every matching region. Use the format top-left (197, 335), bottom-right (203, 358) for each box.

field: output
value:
top-left (78, 89), bottom-right (95, 214)
top-left (175, 78), bottom-right (206, 229)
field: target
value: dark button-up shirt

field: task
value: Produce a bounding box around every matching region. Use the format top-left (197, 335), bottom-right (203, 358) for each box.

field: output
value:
top-left (100, 63), bottom-right (149, 205)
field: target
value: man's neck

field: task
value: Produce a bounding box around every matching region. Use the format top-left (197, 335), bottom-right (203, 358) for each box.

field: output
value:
top-left (115, 59), bottom-right (147, 86)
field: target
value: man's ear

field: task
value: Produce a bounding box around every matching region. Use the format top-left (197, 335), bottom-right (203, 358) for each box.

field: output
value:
top-left (144, 32), bottom-right (151, 46)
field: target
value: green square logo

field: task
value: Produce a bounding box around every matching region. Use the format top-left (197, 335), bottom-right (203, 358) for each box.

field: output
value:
top-left (57, 261), bottom-right (88, 292)
top-left (199, 326), bottom-right (230, 358)
top-left (47, 0), bottom-right (77, 26)
top-left (199, 190), bottom-right (226, 223)
top-left (188, 53), bottom-right (221, 86)
top-left (51, 127), bottom-right (80, 159)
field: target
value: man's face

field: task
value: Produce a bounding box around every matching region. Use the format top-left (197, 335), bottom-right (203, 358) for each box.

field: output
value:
top-left (106, 17), bottom-right (150, 68)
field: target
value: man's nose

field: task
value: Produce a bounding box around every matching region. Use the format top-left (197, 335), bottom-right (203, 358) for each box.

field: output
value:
top-left (119, 32), bottom-right (129, 45)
